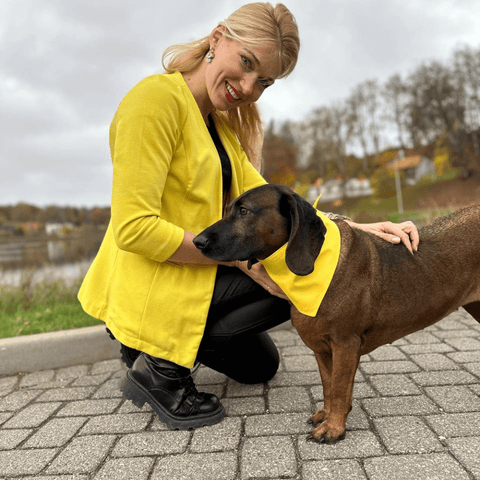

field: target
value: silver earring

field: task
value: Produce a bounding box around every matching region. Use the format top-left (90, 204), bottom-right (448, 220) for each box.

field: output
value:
top-left (206, 50), bottom-right (215, 63)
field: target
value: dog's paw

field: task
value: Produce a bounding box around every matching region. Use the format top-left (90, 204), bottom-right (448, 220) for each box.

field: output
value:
top-left (308, 421), bottom-right (346, 444)
top-left (308, 408), bottom-right (327, 426)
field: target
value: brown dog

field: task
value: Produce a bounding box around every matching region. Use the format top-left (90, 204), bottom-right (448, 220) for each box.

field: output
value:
top-left (193, 184), bottom-right (480, 443)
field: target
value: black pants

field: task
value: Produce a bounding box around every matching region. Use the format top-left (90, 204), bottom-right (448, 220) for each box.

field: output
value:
top-left (197, 266), bottom-right (291, 384)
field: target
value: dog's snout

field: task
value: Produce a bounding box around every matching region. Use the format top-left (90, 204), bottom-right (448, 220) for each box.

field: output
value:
top-left (193, 233), bottom-right (209, 251)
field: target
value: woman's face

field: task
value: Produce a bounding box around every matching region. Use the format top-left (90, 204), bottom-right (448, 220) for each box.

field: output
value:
top-left (205, 29), bottom-right (282, 112)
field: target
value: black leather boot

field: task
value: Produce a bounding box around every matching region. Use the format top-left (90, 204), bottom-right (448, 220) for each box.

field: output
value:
top-left (118, 353), bottom-right (225, 430)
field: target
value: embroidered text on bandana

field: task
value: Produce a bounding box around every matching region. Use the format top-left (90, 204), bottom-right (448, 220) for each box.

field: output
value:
top-left (260, 211), bottom-right (341, 317)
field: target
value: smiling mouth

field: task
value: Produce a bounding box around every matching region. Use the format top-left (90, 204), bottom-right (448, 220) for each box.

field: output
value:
top-left (226, 82), bottom-right (240, 101)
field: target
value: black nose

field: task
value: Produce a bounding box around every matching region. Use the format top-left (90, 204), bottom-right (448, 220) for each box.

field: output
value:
top-left (193, 233), bottom-right (208, 251)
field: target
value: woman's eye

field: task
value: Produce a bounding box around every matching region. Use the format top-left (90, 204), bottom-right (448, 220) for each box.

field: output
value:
top-left (241, 56), bottom-right (251, 68)
top-left (258, 78), bottom-right (271, 88)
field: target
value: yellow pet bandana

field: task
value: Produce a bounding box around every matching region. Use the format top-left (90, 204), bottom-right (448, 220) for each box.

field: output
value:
top-left (260, 211), bottom-right (341, 317)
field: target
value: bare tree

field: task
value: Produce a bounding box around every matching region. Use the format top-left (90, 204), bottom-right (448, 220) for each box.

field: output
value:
top-left (453, 46), bottom-right (480, 164)
top-left (382, 74), bottom-right (408, 149)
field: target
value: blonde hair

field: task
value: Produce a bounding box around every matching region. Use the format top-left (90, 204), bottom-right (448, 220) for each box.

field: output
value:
top-left (162, 3), bottom-right (300, 170)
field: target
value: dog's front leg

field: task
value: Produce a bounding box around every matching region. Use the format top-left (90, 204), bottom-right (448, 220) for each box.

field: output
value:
top-left (309, 349), bottom-right (332, 426)
top-left (309, 336), bottom-right (361, 443)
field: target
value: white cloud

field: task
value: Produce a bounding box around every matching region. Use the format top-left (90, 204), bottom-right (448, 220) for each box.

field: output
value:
top-left (1, 0), bottom-right (479, 206)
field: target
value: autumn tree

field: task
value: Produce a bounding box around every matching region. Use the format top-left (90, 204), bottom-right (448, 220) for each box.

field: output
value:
top-left (262, 121), bottom-right (298, 186)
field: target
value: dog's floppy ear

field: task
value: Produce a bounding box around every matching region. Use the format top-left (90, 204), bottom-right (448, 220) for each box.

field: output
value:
top-left (281, 191), bottom-right (326, 276)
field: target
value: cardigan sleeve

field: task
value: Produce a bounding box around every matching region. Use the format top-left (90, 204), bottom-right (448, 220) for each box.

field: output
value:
top-left (109, 76), bottom-right (186, 263)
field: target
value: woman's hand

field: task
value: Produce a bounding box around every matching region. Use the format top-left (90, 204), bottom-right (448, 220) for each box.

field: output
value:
top-left (347, 220), bottom-right (419, 254)
top-left (236, 261), bottom-right (289, 300)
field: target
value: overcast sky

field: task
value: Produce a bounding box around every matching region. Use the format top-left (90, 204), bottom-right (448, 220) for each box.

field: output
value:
top-left (1, 0), bottom-right (480, 208)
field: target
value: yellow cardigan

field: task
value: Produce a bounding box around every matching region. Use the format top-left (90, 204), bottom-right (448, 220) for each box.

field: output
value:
top-left (78, 72), bottom-right (266, 368)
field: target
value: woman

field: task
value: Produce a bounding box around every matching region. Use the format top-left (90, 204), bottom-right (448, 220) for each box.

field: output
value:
top-left (78, 2), bottom-right (418, 431)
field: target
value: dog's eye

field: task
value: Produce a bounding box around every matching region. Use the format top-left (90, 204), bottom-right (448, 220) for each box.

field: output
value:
top-left (239, 207), bottom-right (248, 216)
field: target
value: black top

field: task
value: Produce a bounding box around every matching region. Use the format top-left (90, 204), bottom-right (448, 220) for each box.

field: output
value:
top-left (207, 117), bottom-right (232, 210)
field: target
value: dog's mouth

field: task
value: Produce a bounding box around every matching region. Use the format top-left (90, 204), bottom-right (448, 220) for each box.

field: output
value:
top-left (193, 231), bottom-right (260, 263)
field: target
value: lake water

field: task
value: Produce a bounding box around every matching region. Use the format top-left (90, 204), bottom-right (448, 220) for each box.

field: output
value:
top-left (0, 231), bottom-right (103, 287)
top-left (0, 258), bottom-right (93, 287)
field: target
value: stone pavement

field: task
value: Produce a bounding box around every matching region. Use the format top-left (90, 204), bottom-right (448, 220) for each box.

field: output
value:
top-left (1, 308), bottom-right (480, 479)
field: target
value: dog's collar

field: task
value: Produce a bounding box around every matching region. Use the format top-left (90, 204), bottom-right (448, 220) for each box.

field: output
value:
top-left (260, 211), bottom-right (341, 317)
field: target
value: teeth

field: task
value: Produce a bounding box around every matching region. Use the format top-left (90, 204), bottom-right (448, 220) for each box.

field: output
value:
top-left (226, 82), bottom-right (240, 100)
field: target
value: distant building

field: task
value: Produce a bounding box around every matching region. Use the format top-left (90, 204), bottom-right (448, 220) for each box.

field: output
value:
top-left (307, 177), bottom-right (374, 204)
top-left (387, 153), bottom-right (436, 186)
top-left (45, 220), bottom-right (74, 236)
top-left (344, 178), bottom-right (374, 198)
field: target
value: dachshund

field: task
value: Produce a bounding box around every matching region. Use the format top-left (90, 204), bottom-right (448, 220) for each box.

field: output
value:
top-left (193, 184), bottom-right (480, 443)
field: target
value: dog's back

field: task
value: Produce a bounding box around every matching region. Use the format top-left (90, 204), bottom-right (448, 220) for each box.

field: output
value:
top-left (316, 204), bottom-right (480, 354)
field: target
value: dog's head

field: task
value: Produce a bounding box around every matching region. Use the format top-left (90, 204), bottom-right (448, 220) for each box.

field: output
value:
top-left (193, 184), bottom-right (326, 276)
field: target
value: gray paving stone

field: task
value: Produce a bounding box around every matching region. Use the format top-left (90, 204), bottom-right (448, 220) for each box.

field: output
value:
top-left (444, 337), bottom-right (480, 350)
top-left (408, 370), bottom-right (477, 386)
top-left (46, 435), bottom-right (116, 474)
top-left (55, 364), bottom-right (89, 380)
top-left (79, 412), bottom-right (151, 435)
top-left (447, 351), bottom-right (480, 363)
top-left (411, 353), bottom-right (460, 370)
top-left (0, 428), bottom-right (32, 449)
top-left (245, 412), bottom-right (311, 436)
top-left (3, 401), bottom-right (62, 428)
top-left (222, 396), bottom-right (265, 416)
top-left (426, 412), bottom-right (480, 438)
top-left (190, 416), bottom-right (242, 452)
top-left (369, 345), bottom-right (407, 361)
top-left (470, 383), bottom-right (480, 396)
top-left (225, 381), bottom-right (264, 397)
top-left (111, 431), bottom-right (190, 457)
top-left (23, 416), bottom-right (87, 448)
top-left (360, 360), bottom-right (420, 375)
top-left (400, 343), bottom-right (455, 354)
top-left (267, 370), bottom-right (320, 387)
top-left (298, 430), bottom-right (384, 460)
top-left (35, 386), bottom-right (96, 402)
top-left (433, 329), bottom-right (479, 339)
top-left (71, 373), bottom-right (112, 387)
top-left (281, 344), bottom-right (312, 356)
top-left (352, 381), bottom-right (377, 398)
top-left (118, 399), bottom-right (153, 414)
top-left (0, 448), bottom-right (58, 475)
top-left (0, 376), bottom-right (18, 395)
top-left (364, 453), bottom-right (470, 480)
top-left (152, 452), bottom-right (237, 480)
top-left (373, 416), bottom-right (443, 454)
top-left (425, 385), bottom-right (480, 412)
top-left (0, 389), bottom-right (41, 411)
top-left (56, 398), bottom-right (122, 416)
top-left (268, 386), bottom-right (311, 413)
top-left (19, 369), bottom-right (55, 388)
top-left (464, 361), bottom-right (480, 376)
top-left (194, 366), bottom-right (228, 385)
top-left (283, 354), bottom-right (318, 371)
top-left (0, 411), bottom-right (13, 426)
top-left (90, 359), bottom-right (124, 375)
top-left (94, 456), bottom-right (155, 480)
top-left (302, 459), bottom-right (367, 479)
top-left (446, 436), bottom-right (480, 478)
top-left (404, 331), bottom-right (441, 344)
top-left (362, 395), bottom-right (438, 417)
top-left (269, 329), bottom-right (299, 346)
top-left (92, 377), bottom-right (126, 398)
top-left (368, 373), bottom-right (421, 396)
top-left (241, 436), bottom-right (297, 478)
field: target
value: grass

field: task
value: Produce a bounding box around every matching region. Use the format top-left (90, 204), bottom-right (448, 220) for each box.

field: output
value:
top-left (0, 274), bottom-right (102, 339)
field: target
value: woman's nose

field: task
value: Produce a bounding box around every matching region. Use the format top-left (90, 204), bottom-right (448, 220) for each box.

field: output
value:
top-left (240, 74), bottom-right (257, 97)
